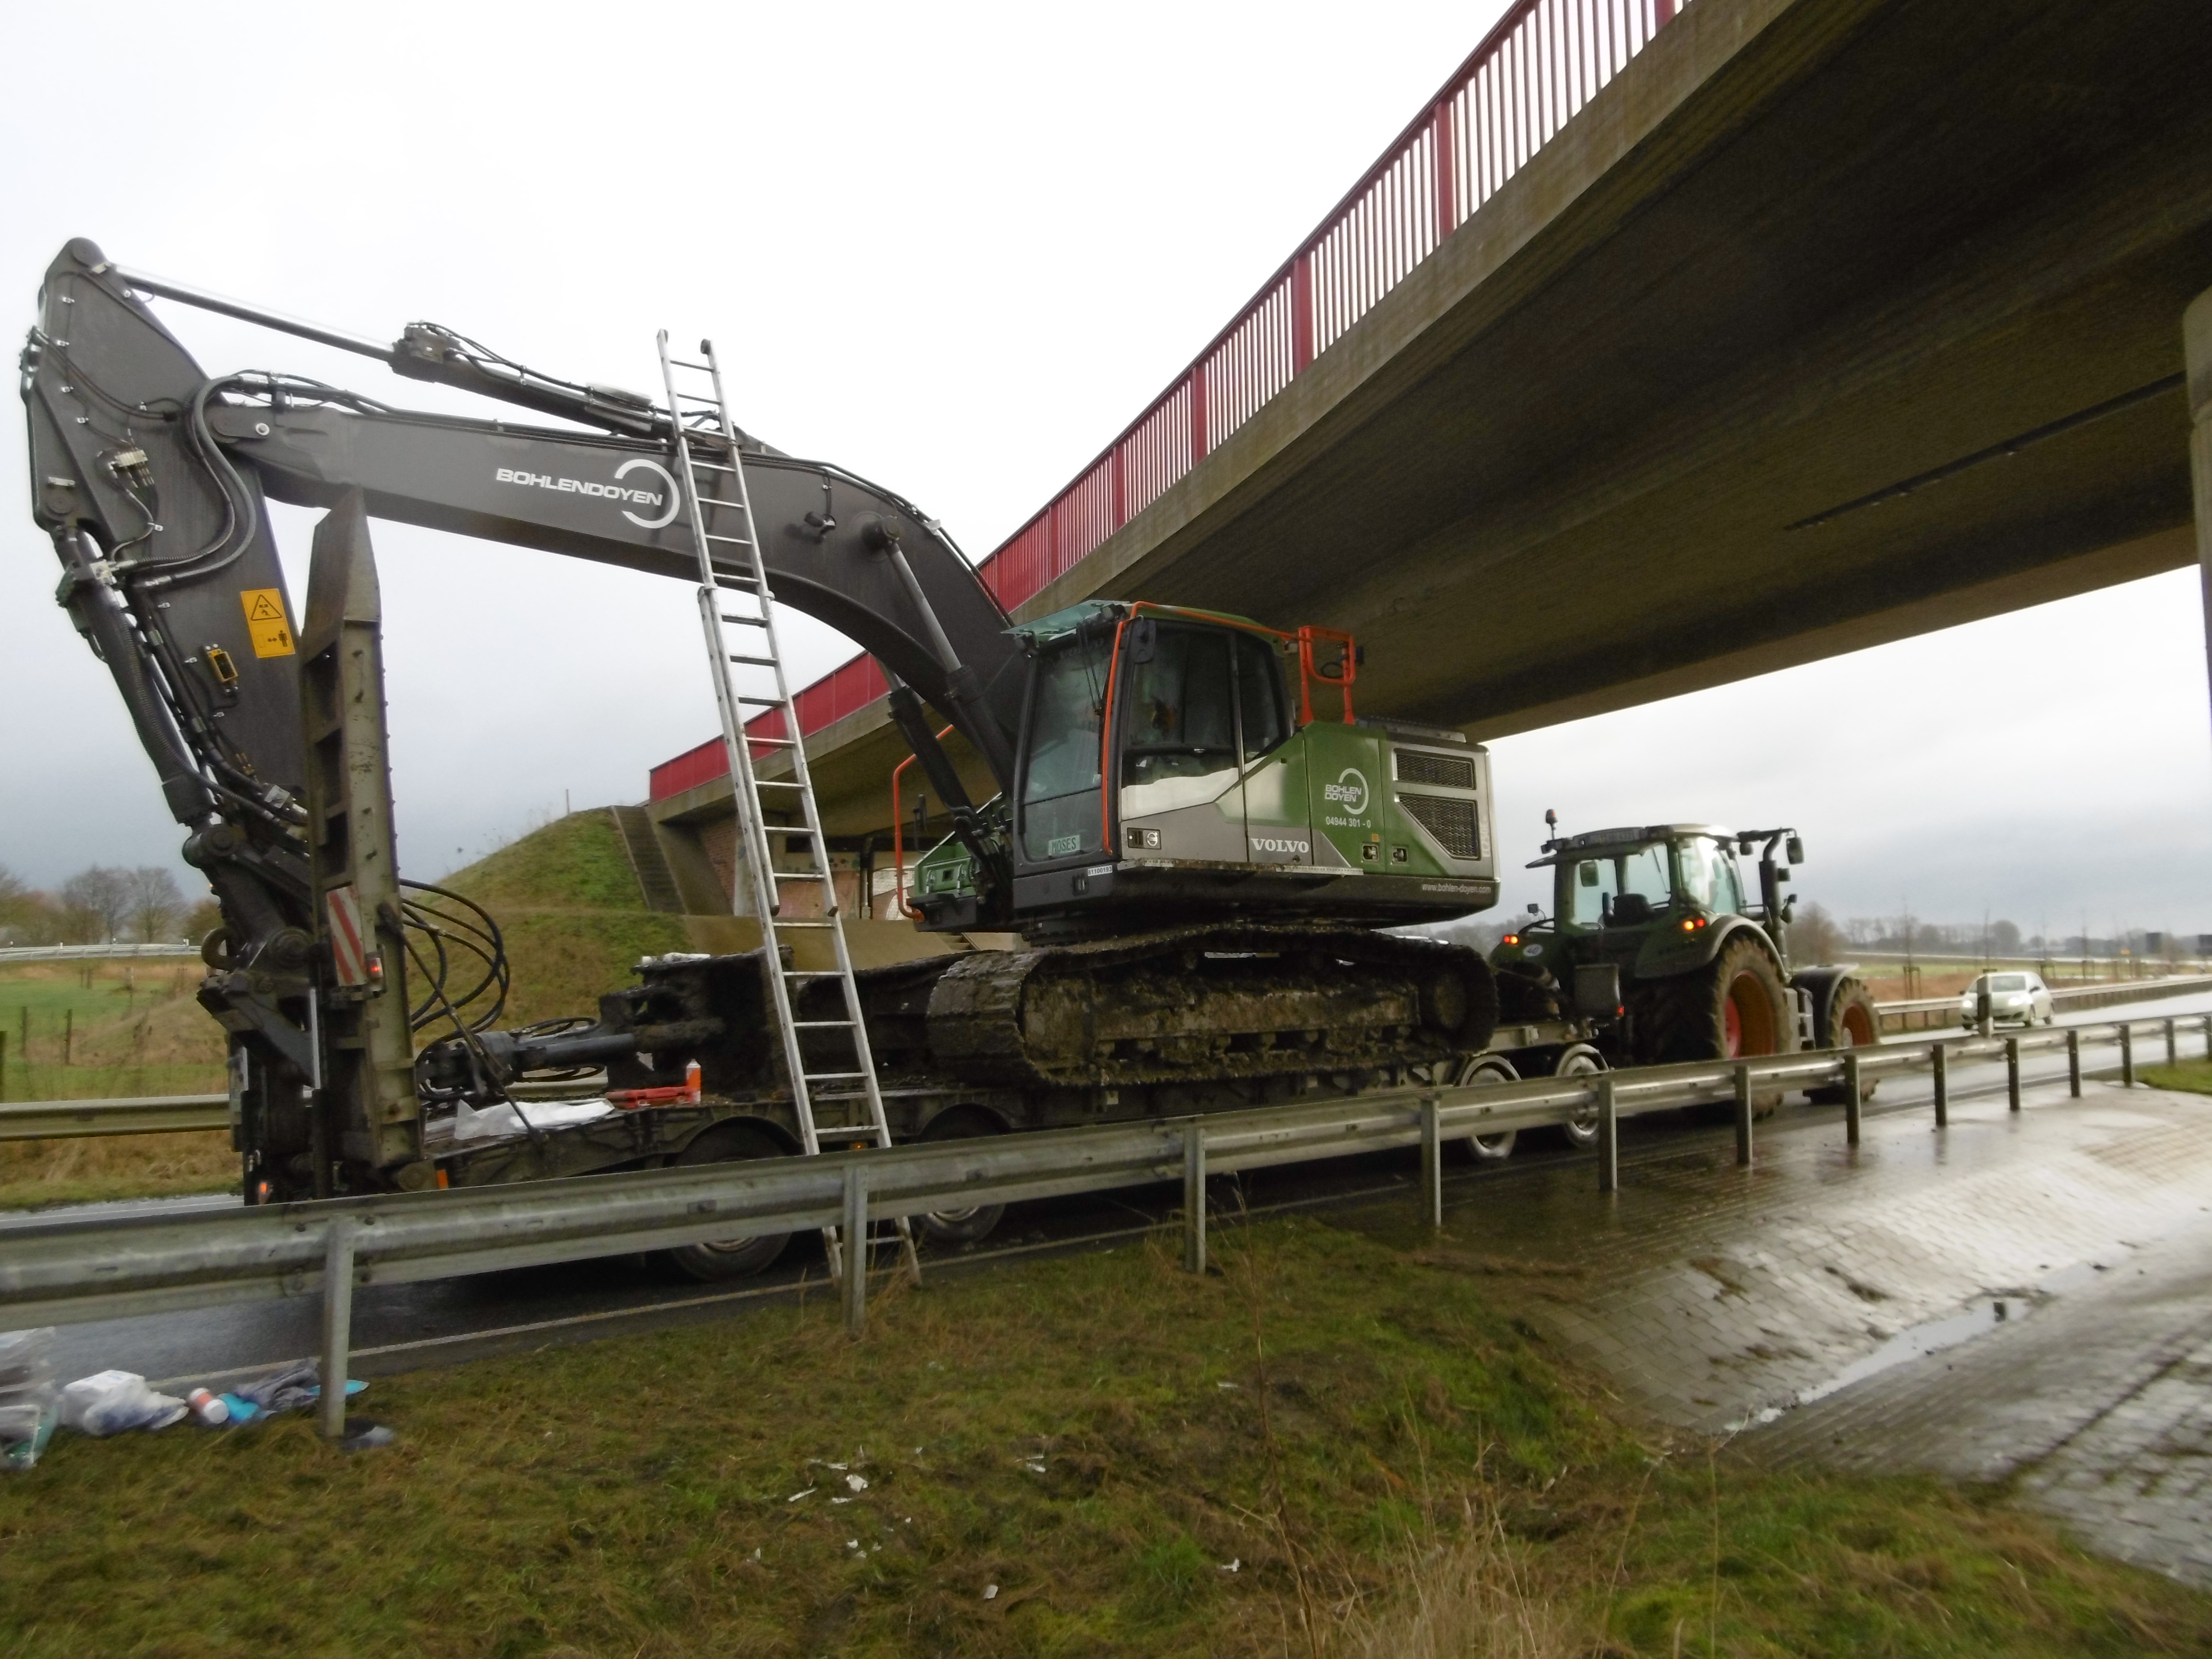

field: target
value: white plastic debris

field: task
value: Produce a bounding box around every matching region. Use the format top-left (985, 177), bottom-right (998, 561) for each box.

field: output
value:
top-left (787, 1487), bottom-right (816, 1503)
top-left (0, 1329), bottom-right (59, 1471)
top-left (984, 1585), bottom-right (999, 1600)
top-left (60, 1370), bottom-right (187, 1437)
top-left (1220, 1558), bottom-right (1241, 1573)
top-left (1023, 1456), bottom-right (1046, 1475)
top-left (845, 1473), bottom-right (868, 1491)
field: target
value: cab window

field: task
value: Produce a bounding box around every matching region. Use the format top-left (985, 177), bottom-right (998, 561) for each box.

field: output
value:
top-left (1020, 637), bottom-right (1107, 862)
top-left (1621, 843), bottom-right (1670, 909)
top-left (1234, 633), bottom-right (1287, 761)
top-left (1566, 858), bottom-right (1618, 926)
top-left (1120, 625), bottom-right (1238, 823)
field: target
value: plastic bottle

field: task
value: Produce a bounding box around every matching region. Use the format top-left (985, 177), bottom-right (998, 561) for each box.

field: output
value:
top-left (185, 1387), bottom-right (230, 1427)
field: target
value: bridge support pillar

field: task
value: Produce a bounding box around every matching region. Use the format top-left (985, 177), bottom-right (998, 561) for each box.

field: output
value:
top-left (2186, 288), bottom-right (2212, 738)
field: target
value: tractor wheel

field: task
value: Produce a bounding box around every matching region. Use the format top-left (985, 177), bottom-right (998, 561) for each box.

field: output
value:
top-left (1446, 1056), bottom-right (1520, 1161)
top-left (1647, 937), bottom-right (1791, 1115)
top-left (1808, 980), bottom-right (1880, 1105)
top-left (1551, 1044), bottom-right (1608, 1149)
top-left (914, 1108), bottom-right (1009, 1244)
top-left (661, 1121), bottom-right (793, 1281)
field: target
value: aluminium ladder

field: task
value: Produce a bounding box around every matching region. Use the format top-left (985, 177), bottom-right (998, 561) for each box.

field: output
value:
top-left (654, 332), bottom-right (919, 1286)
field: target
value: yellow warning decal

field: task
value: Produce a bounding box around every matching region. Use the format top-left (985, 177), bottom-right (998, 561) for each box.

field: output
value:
top-left (239, 588), bottom-right (295, 659)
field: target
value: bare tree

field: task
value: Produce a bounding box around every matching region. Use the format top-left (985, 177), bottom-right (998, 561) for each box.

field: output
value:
top-left (59, 865), bottom-right (133, 941)
top-left (1791, 900), bottom-right (1845, 964)
top-left (125, 866), bottom-right (185, 942)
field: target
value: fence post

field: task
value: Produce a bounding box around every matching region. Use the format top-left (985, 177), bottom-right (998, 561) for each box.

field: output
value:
top-left (318, 1218), bottom-right (355, 1441)
top-left (2067, 1027), bottom-right (2081, 1097)
top-left (2120, 1023), bottom-right (2135, 1087)
top-left (2165, 1017), bottom-right (2177, 1066)
top-left (1732, 1062), bottom-right (1752, 1167)
top-left (2006, 1036), bottom-right (2020, 1113)
top-left (1597, 1074), bottom-right (1619, 1194)
top-left (1419, 1095), bottom-right (1443, 1230)
top-left (1844, 1052), bottom-right (1863, 1146)
top-left (1931, 1042), bottom-right (1948, 1127)
top-left (1183, 1125), bottom-right (1207, 1274)
top-left (841, 1165), bottom-right (869, 1338)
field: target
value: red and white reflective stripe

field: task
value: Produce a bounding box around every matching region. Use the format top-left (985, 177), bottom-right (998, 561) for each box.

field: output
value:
top-left (326, 885), bottom-right (370, 987)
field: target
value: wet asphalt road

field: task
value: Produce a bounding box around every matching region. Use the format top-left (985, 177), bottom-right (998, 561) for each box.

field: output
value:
top-left (17, 986), bottom-right (2212, 1395)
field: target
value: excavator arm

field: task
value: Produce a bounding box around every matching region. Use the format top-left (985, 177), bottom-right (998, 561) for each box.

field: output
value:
top-left (21, 237), bottom-right (1023, 1195)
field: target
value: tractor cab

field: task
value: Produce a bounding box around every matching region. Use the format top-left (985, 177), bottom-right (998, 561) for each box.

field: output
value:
top-left (907, 600), bottom-right (1500, 933)
top-left (1543, 826), bottom-right (1754, 935)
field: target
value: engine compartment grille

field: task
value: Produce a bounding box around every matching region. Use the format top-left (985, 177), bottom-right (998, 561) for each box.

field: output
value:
top-left (1397, 791), bottom-right (1480, 859)
top-left (1396, 749), bottom-right (1476, 790)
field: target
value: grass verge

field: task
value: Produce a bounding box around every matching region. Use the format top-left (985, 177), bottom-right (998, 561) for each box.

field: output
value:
top-left (0, 1218), bottom-right (2201, 1657)
top-left (2139, 1059), bottom-right (2212, 1095)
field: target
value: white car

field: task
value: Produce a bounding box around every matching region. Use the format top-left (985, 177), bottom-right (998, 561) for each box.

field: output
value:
top-left (1958, 971), bottom-right (2054, 1028)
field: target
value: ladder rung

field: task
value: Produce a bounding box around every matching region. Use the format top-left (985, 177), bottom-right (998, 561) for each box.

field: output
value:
top-left (804, 1071), bottom-right (869, 1081)
top-left (750, 737), bottom-right (797, 748)
top-left (727, 653), bottom-right (776, 667)
top-left (774, 920), bottom-right (836, 928)
top-left (735, 696), bottom-right (787, 707)
top-left (688, 458), bottom-right (736, 473)
top-left (784, 970), bottom-right (844, 978)
top-left (771, 870), bottom-right (829, 880)
top-left (705, 533), bottom-right (754, 546)
top-left (792, 1019), bottom-right (855, 1029)
top-left (720, 613), bottom-right (768, 626)
top-left (754, 779), bottom-right (806, 789)
top-left (697, 495), bottom-right (745, 509)
top-left (670, 357), bottom-right (713, 372)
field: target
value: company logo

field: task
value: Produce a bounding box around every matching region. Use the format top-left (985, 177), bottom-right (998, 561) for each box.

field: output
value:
top-left (493, 457), bottom-right (682, 531)
top-left (1322, 768), bottom-right (1370, 815)
top-left (1251, 837), bottom-right (1310, 855)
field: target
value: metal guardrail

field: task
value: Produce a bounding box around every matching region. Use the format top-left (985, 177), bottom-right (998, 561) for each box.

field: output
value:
top-left (0, 943), bottom-right (202, 962)
top-left (0, 1010), bottom-right (2203, 1439)
top-left (0, 1095), bottom-right (228, 1142)
top-left (1875, 974), bottom-right (2212, 1034)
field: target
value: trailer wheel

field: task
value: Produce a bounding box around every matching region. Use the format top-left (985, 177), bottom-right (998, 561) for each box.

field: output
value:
top-left (914, 1108), bottom-right (1008, 1244)
top-left (1447, 1056), bottom-right (1519, 1161)
top-left (661, 1121), bottom-right (793, 1281)
top-left (1552, 1044), bottom-right (1607, 1149)
top-left (1807, 980), bottom-right (1880, 1105)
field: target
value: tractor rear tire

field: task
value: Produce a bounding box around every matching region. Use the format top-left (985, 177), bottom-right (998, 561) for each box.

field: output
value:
top-left (1807, 980), bottom-right (1880, 1105)
top-left (1645, 936), bottom-right (1791, 1115)
top-left (661, 1121), bottom-right (793, 1282)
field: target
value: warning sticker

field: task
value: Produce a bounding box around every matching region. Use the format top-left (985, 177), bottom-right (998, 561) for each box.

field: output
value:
top-left (238, 588), bottom-right (295, 658)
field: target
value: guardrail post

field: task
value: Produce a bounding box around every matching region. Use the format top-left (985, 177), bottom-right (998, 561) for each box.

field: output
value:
top-left (1419, 1094), bottom-right (1443, 1230)
top-left (1596, 1075), bottom-right (1619, 1194)
top-left (2165, 1017), bottom-right (2177, 1066)
top-left (1182, 1125), bottom-right (1207, 1274)
top-left (1931, 1042), bottom-right (1948, 1127)
top-left (2005, 1036), bottom-right (2020, 1113)
top-left (1732, 1062), bottom-right (1752, 1166)
top-left (2067, 1028), bottom-right (2081, 1097)
top-left (841, 1166), bottom-right (868, 1338)
top-left (2120, 1023), bottom-right (2135, 1087)
top-left (318, 1218), bottom-right (355, 1441)
top-left (1844, 1053), bottom-right (1863, 1147)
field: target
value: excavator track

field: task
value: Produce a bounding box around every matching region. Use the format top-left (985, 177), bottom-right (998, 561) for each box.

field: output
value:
top-left (842, 925), bottom-right (1498, 1091)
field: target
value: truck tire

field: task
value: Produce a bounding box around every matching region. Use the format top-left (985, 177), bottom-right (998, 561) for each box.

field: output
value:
top-left (914, 1107), bottom-right (1009, 1244)
top-left (1447, 1056), bottom-right (1520, 1161)
top-left (1807, 979), bottom-right (1880, 1105)
top-left (661, 1121), bottom-right (793, 1281)
top-left (1646, 935), bottom-right (1791, 1100)
top-left (1551, 1044), bottom-right (1607, 1149)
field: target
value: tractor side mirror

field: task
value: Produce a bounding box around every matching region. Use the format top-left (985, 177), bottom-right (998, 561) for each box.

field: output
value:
top-left (1785, 835), bottom-right (1804, 865)
top-left (1129, 617), bottom-right (1157, 665)
top-left (1578, 861), bottom-right (1599, 887)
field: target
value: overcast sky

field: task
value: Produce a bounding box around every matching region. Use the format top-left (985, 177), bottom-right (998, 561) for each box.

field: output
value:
top-left (2, 2), bottom-right (2207, 940)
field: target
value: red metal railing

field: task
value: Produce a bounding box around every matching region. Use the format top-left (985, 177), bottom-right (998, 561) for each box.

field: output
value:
top-left (652, 0), bottom-right (1687, 803)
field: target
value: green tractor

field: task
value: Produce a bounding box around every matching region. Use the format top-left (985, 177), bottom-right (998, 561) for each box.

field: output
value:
top-left (1490, 819), bottom-right (1879, 1104)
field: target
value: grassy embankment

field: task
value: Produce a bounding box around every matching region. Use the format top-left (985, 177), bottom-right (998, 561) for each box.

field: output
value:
top-left (0, 1215), bottom-right (2203, 1657)
top-left (0, 811), bottom-right (684, 1211)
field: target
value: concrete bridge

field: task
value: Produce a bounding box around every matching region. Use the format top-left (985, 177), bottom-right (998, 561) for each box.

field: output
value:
top-left (644, 0), bottom-right (2212, 915)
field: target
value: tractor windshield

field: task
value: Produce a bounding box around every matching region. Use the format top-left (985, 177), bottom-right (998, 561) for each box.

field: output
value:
top-left (1674, 836), bottom-right (1747, 914)
top-left (1563, 842), bottom-right (1671, 926)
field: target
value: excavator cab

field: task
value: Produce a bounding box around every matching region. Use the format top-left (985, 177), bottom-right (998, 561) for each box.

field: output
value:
top-left (908, 601), bottom-right (1499, 934)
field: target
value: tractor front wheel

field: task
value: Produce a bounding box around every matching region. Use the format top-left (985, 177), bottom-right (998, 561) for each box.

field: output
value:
top-left (1807, 980), bottom-right (1880, 1105)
